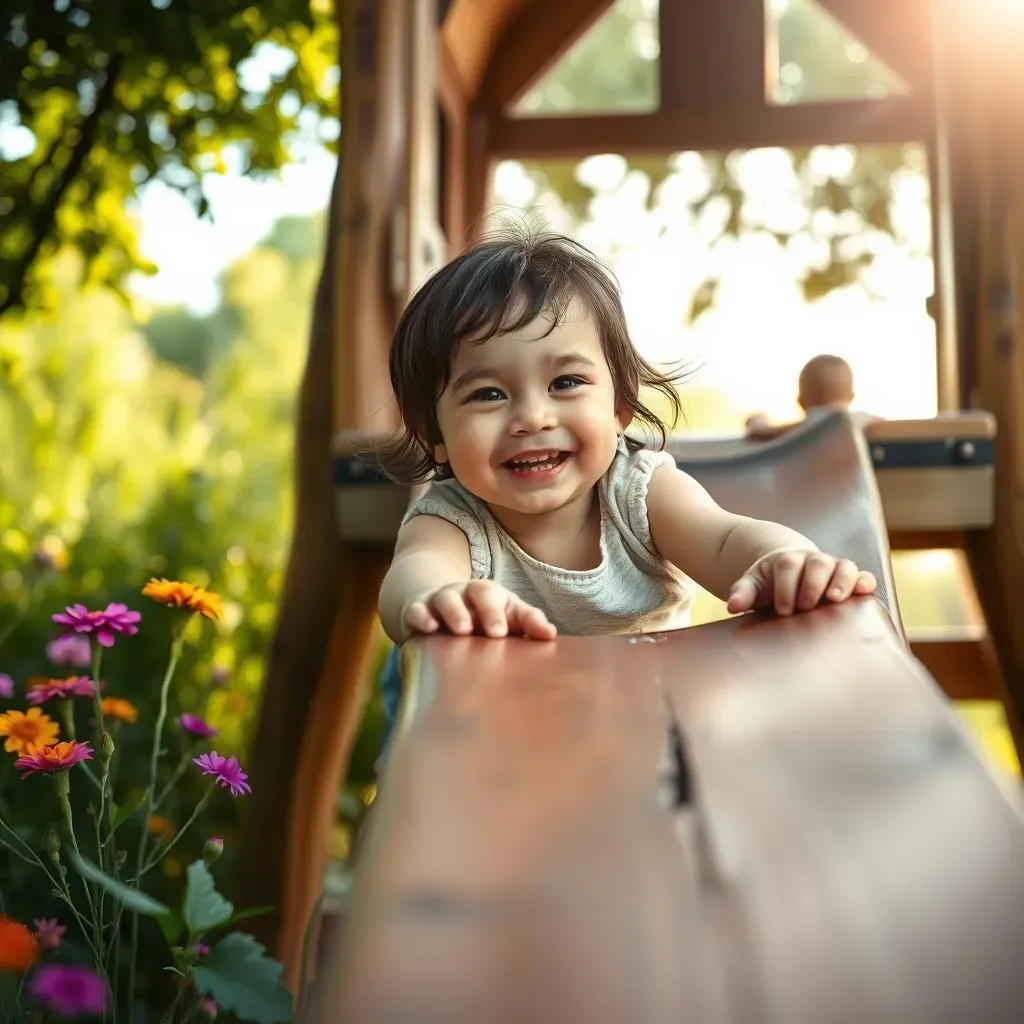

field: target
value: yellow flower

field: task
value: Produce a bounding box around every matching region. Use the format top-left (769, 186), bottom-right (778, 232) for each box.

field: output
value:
top-left (142, 578), bottom-right (222, 621)
top-left (101, 697), bottom-right (138, 723)
top-left (0, 708), bottom-right (59, 755)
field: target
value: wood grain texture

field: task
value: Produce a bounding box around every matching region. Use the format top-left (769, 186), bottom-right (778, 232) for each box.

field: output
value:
top-left (315, 601), bottom-right (1024, 1022)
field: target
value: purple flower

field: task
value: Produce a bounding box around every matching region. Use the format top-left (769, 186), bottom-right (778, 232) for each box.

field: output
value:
top-left (46, 633), bottom-right (92, 668)
top-left (29, 963), bottom-right (109, 1016)
top-left (195, 943), bottom-right (210, 956)
top-left (0, 674), bottom-right (13, 699)
top-left (193, 751), bottom-right (251, 797)
top-left (179, 713), bottom-right (218, 739)
top-left (52, 603), bottom-right (141, 648)
top-left (33, 918), bottom-right (66, 950)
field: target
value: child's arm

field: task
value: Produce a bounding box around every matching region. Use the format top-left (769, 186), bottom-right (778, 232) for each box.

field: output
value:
top-left (379, 515), bottom-right (556, 643)
top-left (646, 464), bottom-right (876, 615)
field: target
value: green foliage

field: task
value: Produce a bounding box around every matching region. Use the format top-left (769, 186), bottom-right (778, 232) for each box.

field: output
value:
top-left (67, 849), bottom-right (172, 917)
top-left (0, 0), bottom-right (338, 316)
top-left (192, 931), bottom-right (294, 1024)
top-left (184, 859), bottom-right (233, 933)
top-left (510, 0), bottom-right (925, 323)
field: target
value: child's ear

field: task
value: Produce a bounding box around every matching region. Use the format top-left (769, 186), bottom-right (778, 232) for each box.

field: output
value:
top-left (434, 441), bottom-right (448, 465)
top-left (615, 406), bottom-right (631, 434)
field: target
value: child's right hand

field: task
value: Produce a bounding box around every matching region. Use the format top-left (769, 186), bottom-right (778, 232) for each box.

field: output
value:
top-left (400, 581), bottom-right (557, 640)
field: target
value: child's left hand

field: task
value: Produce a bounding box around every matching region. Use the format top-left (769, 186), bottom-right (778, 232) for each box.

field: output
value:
top-left (726, 548), bottom-right (877, 616)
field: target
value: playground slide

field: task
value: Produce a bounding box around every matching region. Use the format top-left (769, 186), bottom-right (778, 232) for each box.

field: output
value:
top-left (313, 412), bottom-right (1024, 1023)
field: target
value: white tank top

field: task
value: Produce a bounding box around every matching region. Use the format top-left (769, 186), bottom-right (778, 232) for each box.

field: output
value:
top-left (402, 439), bottom-right (693, 635)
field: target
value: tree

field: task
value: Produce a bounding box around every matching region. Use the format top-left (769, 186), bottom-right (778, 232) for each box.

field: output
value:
top-left (0, 0), bottom-right (337, 317)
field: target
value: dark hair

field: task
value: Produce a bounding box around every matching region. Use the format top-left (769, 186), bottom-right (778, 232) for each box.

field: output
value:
top-left (377, 224), bottom-right (688, 483)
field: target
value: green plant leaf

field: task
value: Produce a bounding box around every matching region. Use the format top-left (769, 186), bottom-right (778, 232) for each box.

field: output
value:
top-left (157, 909), bottom-right (183, 946)
top-left (192, 932), bottom-right (294, 1023)
top-left (184, 860), bottom-right (233, 933)
top-left (109, 788), bottom-right (149, 832)
top-left (66, 851), bottom-right (170, 917)
top-left (223, 905), bottom-right (275, 928)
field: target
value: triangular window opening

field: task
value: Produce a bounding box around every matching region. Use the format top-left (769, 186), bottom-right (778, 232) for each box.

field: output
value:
top-left (766, 0), bottom-right (909, 106)
top-left (512, 0), bottom-right (659, 117)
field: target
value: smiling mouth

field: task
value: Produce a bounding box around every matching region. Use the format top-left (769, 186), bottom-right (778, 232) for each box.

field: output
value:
top-left (502, 451), bottom-right (571, 473)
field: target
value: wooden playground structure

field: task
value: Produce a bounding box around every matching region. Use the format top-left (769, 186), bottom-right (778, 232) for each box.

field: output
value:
top-left (234, 0), bottom-right (1024, 1017)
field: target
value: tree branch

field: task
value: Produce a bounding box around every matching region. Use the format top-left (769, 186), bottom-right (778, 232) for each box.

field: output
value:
top-left (0, 53), bottom-right (126, 317)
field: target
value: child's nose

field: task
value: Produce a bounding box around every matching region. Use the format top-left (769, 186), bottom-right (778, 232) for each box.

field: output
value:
top-left (510, 395), bottom-right (556, 435)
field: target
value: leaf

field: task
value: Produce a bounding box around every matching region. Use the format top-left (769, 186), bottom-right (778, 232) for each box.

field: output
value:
top-left (66, 851), bottom-right (170, 917)
top-left (223, 905), bottom-right (274, 928)
top-left (184, 860), bottom-right (234, 933)
top-left (157, 909), bottom-right (183, 946)
top-left (109, 788), bottom-right (149, 832)
top-left (191, 932), bottom-right (294, 1024)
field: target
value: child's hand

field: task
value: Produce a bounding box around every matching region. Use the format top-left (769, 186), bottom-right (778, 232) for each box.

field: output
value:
top-left (400, 581), bottom-right (557, 640)
top-left (726, 548), bottom-right (876, 616)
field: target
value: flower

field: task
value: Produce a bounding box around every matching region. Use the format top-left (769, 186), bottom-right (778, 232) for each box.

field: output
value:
top-left (143, 578), bottom-right (223, 621)
top-left (203, 835), bottom-right (223, 864)
top-left (29, 964), bottom-right (109, 1016)
top-left (100, 697), bottom-right (138, 723)
top-left (26, 677), bottom-right (95, 705)
top-left (0, 708), bottom-right (60, 754)
top-left (32, 919), bottom-right (66, 951)
top-left (195, 944), bottom-right (210, 956)
top-left (0, 916), bottom-right (38, 972)
top-left (193, 751), bottom-right (251, 796)
top-left (46, 634), bottom-right (92, 668)
top-left (199, 997), bottom-right (219, 1020)
top-left (179, 713), bottom-right (218, 739)
top-left (15, 741), bottom-right (94, 778)
top-left (148, 815), bottom-right (175, 841)
top-left (0, 674), bottom-right (13, 699)
top-left (52, 603), bottom-right (141, 648)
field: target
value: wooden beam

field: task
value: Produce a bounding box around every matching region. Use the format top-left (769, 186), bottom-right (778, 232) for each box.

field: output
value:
top-left (489, 97), bottom-right (932, 159)
top-left (480, 0), bottom-right (615, 113)
top-left (440, 0), bottom-right (530, 103)
top-left (437, 37), bottom-right (468, 247)
top-left (816, 0), bottom-right (935, 97)
top-left (909, 628), bottom-right (1001, 702)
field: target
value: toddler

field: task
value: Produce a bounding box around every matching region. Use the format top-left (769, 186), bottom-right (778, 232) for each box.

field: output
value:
top-left (375, 230), bottom-right (876, 733)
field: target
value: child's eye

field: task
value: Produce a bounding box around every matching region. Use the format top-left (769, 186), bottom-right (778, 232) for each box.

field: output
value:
top-left (551, 375), bottom-right (586, 392)
top-left (466, 386), bottom-right (505, 403)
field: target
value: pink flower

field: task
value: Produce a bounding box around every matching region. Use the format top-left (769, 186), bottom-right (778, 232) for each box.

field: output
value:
top-left (46, 634), bottom-right (92, 668)
top-left (15, 741), bottom-right (95, 778)
top-left (179, 713), bottom-right (218, 739)
top-left (32, 918), bottom-right (66, 950)
top-left (195, 943), bottom-right (210, 956)
top-left (0, 674), bottom-right (13, 699)
top-left (29, 963), bottom-right (109, 1015)
top-left (193, 751), bottom-right (251, 797)
top-left (199, 997), bottom-right (219, 1020)
top-left (26, 677), bottom-right (96, 705)
top-left (52, 603), bottom-right (141, 648)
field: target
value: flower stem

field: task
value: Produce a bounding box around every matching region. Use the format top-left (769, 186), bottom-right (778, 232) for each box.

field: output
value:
top-left (59, 699), bottom-right (77, 740)
top-left (128, 617), bottom-right (191, 1015)
top-left (139, 785), bottom-right (213, 878)
top-left (90, 643), bottom-right (106, 740)
top-left (55, 773), bottom-right (102, 960)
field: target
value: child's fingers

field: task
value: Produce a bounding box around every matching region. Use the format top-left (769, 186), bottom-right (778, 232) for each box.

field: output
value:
top-left (823, 559), bottom-right (861, 602)
top-left (853, 570), bottom-right (877, 594)
top-left (795, 553), bottom-right (836, 610)
top-left (771, 552), bottom-right (805, 615)
top-left (402, 601), bottom-right (439, 635)
top-left (726, 576), bottom-right (758, 614)
top-left (463, 581), bottom-right (514, 637)
top-left (431, 588), bottom-right (475, 634)
top-left (512, 600), bottom-right (557, 640)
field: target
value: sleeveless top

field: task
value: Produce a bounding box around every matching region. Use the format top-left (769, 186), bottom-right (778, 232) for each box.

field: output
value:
top-left (401, 439), bottom-right (694, 635)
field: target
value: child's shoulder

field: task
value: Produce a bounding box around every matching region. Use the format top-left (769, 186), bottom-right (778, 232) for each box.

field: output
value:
top-left (600, 440), bottom-right (677, 548)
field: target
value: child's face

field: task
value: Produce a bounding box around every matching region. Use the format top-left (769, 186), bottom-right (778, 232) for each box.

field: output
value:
top-left (434, 306), bottom-right (627, 518)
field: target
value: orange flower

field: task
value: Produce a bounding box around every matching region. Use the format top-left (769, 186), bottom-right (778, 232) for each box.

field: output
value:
top-left (0, 916), bottom-right (38, 973)
top-left (0, 708), bottom-right (59, 754)
top-left (148, 815), bottom-right (175, 841)
top-left (100, 697), bottom-right (138, 723)
top-left (142, 578), bottom-right (222, 621)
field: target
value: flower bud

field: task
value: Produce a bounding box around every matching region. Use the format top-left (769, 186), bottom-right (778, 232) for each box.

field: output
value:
top-left (45, 828), bottom-right (61, 860)
top-left (203, 836), bottom-right (223, 865)
top-left (100, 731), bottom-right (115, 762)
top-left (199, 997), bottom-right (218, 1020)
